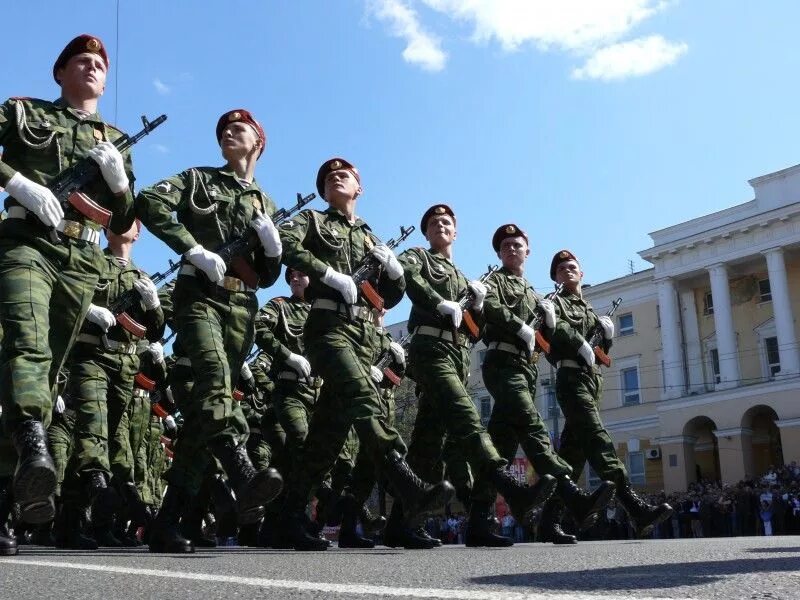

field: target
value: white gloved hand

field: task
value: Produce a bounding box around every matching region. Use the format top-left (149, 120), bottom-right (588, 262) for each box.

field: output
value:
top-left (468, 280), bottom-right (487, 311)
top-left (598, 315), bottom-right (615, 339)
top-left (185, 244), bottom-right (226, 283)
top-left (250, 214), bottom-right (282, 258)
top-left (163, 415), bottom-right (177, 432)
top-left (370, 365), bottom-right (384, 383)
top-left (321, 266), bottom-right (358, 304)
top-left (437, 300), bottom-right (463, 329)
top-left (539, 299), bottom-right (556, 329)
top-left (5, 172), bottom-right (64, 227)
top-left (517, 323), bottom-right (536, 352)
top-left (370, 245), bottom-right (403, 280)
top-left (240, 362), bottom-right (254, 381)
top-left (286, 352), bottom-right (311, 378)
top-left (388, 341), bottom-right (406, 366)
top-left (89, 141), bottom-right (129, 194)
top-left (86, 303), bottom-right (116, 332)
top-left (578, 340), bottom-right (595, 366)
top-left (148, 342), bottom-right (165, 364)
top-left (134, 277), bottom-right (160, 310)
top-left (54, 395), bottom-right (66, 414)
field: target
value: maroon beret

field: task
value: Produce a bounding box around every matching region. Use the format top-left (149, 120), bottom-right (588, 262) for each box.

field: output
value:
top-left (492, 223), bottom-right (528, 252)
top-left (53, 34), bottom-right (109, 83)
top-left (316, 157), bottom-right (361, 200)
top-left (216, 109), bottom-right (266, 158)
top-left (550, 249), bottom-right (579, 281)
top-left (420, 204), bottom-right (456, 234)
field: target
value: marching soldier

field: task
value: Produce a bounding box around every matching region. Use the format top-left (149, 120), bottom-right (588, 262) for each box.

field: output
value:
top-left (548, 250), bottom-right (673, 538)
top-left (136, 109), bottom-right (284, 552)
top-left (0, 35), bottom-right (136, 556)
top-left (278, 158), bottom-right (452, 551)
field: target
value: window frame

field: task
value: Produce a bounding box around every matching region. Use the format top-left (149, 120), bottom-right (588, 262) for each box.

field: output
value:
top-left (618, 312), bottom-right (635, 336)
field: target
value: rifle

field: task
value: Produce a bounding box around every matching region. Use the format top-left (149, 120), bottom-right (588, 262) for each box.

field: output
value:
top-left (373, 331), bottom-right (412, 386)
top-left (529, 283), bottom-right (564, 355)
top-left (585, 297), bottom-right (623, 368)
top-left (450, 265), bottom-right (499, 341)
top-left (48, 114), bottom-right (167, 242)
top-left (233, 346), bottom-right (262, 402)
top-left (132, 329), bottom-right (177, 391)
top-left (109, 260), bottom-right (180, 338)
top-left (216, 191), bottom-right (316, 289)
top-left (351, 225), bottom-right (415, 311)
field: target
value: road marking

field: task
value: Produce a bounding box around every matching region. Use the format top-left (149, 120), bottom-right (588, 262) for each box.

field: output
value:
top-left (3, 558), bottom-right (693, 600)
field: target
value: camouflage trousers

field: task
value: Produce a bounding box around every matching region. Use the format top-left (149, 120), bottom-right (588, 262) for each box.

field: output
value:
top-left (349, 388), bottom-right (396, 505)
top-left (138, 415), bottom-right (165, 507)
top-left (271, 380), bottom-right (319, 479)
top-left (0, 233), bottom-right (99, 476)
top-left (555, 366), bottom-right (628, 488)
top-left (47, 408), bottom-right (77, 497)
top-left (126, 392), bottom-right (153, 487)
top-left (247, 404), bottom-right (285, 472)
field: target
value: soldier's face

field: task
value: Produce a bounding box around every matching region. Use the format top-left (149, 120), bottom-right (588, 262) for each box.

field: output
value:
top-left (220, 122), bottom-right (261, 161)
top-left (498, 236), bottom-right (529, 270)
top-left (58, 53), bottom-right (107, 98)
top-left (324, 169), bottom-right (361, 205)
top-left (288, 270), bottom-right (310, 298)
top-left (425, 214), bottom-right (456, 251)
top-left (555, 259), bottom-right (583, 292)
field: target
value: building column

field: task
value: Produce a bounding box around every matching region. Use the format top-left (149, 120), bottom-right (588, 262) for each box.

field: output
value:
top-left (680, 288), bottom-right (706, 393)
top-left (776, 418), bottom-right (800, 465)
top-left (707, 263), bottom-right (740, 390)
top-left (713, 427), bottom-right (754, 483)
top-left (657, 435), bottom-right (696, 493)
top-left (657, 278), bottom-right (686, 399)
top-left (762, 248), bottom-right (800, 376)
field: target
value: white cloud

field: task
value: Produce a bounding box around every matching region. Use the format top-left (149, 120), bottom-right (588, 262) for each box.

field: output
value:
top-left (369, 0), bottom-right (447, 72)
top-left (153, 78), bottom-right (171, 95)
top-left (572, 35), bottom-right (687, 81)
top-left (153, 144), bottom-right (169, 154)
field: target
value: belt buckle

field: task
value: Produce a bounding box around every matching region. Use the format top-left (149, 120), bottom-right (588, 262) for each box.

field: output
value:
top-left (62, 220), bottom-right (84, 240)
top-left (221, 276), bottom-right (241, 292)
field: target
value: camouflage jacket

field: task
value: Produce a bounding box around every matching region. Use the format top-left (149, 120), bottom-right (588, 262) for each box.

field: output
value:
top-left (482, 267), bottom-right (549, 352)
top-left (254, 295), bottom-right (309, 367)
top-left (549, 292), bottom-right (612, 363)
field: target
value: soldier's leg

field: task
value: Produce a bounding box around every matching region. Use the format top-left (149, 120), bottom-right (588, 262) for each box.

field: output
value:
top-left (47, 408), bottom-right (76, 498)
top-left (108, 356), bottom-right (140, 484)
top-left (68, 356), bottom-right (112, 483)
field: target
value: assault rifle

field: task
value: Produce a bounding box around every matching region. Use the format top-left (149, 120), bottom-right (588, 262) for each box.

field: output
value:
top-left (110, 260), bottom-right (180, 338)
top-left (450, 265), bottom-right (499, 341)
top-left (132, 329), bottom-right (177, 392)
top-left (216, 191), bottom-right (316, 289)
top-left (351, 225), bottom-right (415, 311)
top-left (529, 283), bottom-right (564, 355)
top-left (584, 297), bottom-right (622, 368)
top-left (373, 331), bottom-right (412, 386)
top-left (48, 114), bottom-right (167, 242)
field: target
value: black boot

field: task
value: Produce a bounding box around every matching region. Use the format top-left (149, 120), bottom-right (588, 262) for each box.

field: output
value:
top-left (149, 485), bottom-right (195, 553)
top-left (383, 450), bottom-right (454, 525)
top-left (279, 491), bottom-right (328, 551)
top-left (338, 495), bottom-right (374, 549)
top-left (538, 498), bottom-right (577, 545)
top-left (87, 474), bottom-right (123, 547)
top-left (413, 525), bottom-right (442, 547)
top-left (616, 484), bottom-right (673, 539)
top-left (491, 469), bottom-right (556, 521)
top-left (0, 479), bottom-right (19, 556)
top-left (210, 441), bottom-right (283, 524)
top-left (12, 420), bottom-right (57, 524)
top-left (465, 501), bottom-right (513, 547)
top-left (237, 522), bottom-right (260, 547)
top-left (382, 501), bottom-right (438, 550)
top-left (359, 503), bottom-right (386, 536)
top-left (53, 500), bottom-right (98, 550)
top-left (558, 476), bottom-right (615, 532)
top-left (118, 481), bottom-right (149, 530)
top-left (179, 480), bottom-right (217, 548)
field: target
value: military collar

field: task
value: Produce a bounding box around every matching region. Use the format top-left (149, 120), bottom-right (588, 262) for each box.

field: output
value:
top-left (55, 97), bottom-right (104, 123)
top-left (102, 247), bottom-right (139, 274)
top-left (289, 294), bottom-right (310, 306)
top-left (323, 206), bottom-right (368, 229)
top-left (217, 166), bottom-right (260, 190)
top-left (499, 266), bottom-right (526, 280)
top-left (426, 247), bottom-right (454, 265)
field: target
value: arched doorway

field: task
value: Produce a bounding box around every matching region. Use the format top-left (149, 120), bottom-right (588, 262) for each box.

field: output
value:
top-left (683, 416), bottom-right (721, 483)
top-left (742, 405), bottom-right (783, 477)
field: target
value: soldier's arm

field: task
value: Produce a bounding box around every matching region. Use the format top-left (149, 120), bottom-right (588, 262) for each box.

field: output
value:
top-left (0, 100), bottom-right (17, 186)
top-left (253, 300), bottom-right (293, 364)
top-left (136, 171), bottom-right (198, 255)
top-left (142, 302), bottom-right (166, 343)
top-left (105, 125), bottom-right (137, 235)
top-left (279, 210), bottom-right (330, 281)
top-left (373, 234), bottom-right (406, 309)
top-left (399, 248), bottom-right (447, 311)
top-left (157, 281), bottom-right (176, 330)
top-left (253, 192), bottom-right (281, 288)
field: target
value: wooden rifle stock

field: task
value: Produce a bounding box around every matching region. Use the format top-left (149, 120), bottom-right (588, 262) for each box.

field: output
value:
top-left (134, 372), bottom-right (157, 391)
top-left (358, 281), bottom-right (384, 311)
top-left (586, 297), bottom-right (622, 368)
top-left (117, 312), bottom-right (147, 338)
top-left (68, 191), bottom-right (112, 227)
top-left (351, 225), bottom-right (415, 310)
top-left (456, 265), bottom-right (499, 342)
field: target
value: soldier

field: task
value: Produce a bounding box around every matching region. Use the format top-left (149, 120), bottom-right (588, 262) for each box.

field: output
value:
top-left (548, 250), bottom-right (673, 538)
top-left (0, 35), bottom-right (135, 555)
top-left (136, 109), bottom-right (283, 552)
top-left (471, 225), bottom-right (614, 547)
top-left (278, 158), bottom-right (452, 551)
top-left (392, 205), bottom-right (556, 549)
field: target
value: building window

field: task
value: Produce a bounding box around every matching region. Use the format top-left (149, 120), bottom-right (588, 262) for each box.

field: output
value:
top-left (621, 367), bottom-right (640, 405)
top-left (758, 278), bottom-right (772, 303)
top-left (628, 451), bottom-right (646, 486)
top-left (618, 313), bottom-right (634, 336)
top-left (703, 291), bottom-right (714, 315)
top-left (480, 397), bottom-right (491, 426)
top-left (656, 304), bottom-right (661, 328)
top-left (765, 336), bottom-right (781, 376)
top-left (709, 348), bottom-right (721, 384)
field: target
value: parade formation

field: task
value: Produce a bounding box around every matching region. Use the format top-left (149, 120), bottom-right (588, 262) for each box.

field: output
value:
top-left (0, 34), bottom-right (674, 557)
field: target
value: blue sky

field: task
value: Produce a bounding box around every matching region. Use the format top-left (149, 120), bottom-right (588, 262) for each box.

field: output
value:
top-left (4, 1), bottom-right (800, 319)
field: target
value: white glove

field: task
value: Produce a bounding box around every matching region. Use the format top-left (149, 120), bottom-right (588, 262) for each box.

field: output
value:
top-left (5, 172), bottom-right (64, 227)
top-left (598, 315), bottom-right (615, 339)
top-left (163, 415), bottom-right (177, 432)
top-left (134, 277), bottom-right (160, 310)
top-left (240, 362), bottom-right (254, 381)
top-left (321, 266), bottom-right (358, 304)
top-left (371, 245), bottom-right (403, 280)
top-left (370, 365), bottom-right (384, 383)
top-left (185, 244), bottom-right (226, 283)
top-left (437, 300), bottom-right (463, 329)
top-left (468, 280), bottom-right (487, 311)
top-left (88, 141), bottom-right (129, 194)
top-left (86, 303), bottom-right (115, 332)
top-left (250, 214), bottom-right (282, 258)
top-left (286, 352), bottom-right (311, 378)
top-left (517, 323), bottom-right (536, 352)
top-left (539, 299), bottom-right (556, 329)
top-left (578, 340), bottom-right (595, 366)
top-left (389, 341), bottom-right (406, 366)
top-left (148, 342), bottom-right (165, 364)
top-left (54, 395), bottom-right (66, 414)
